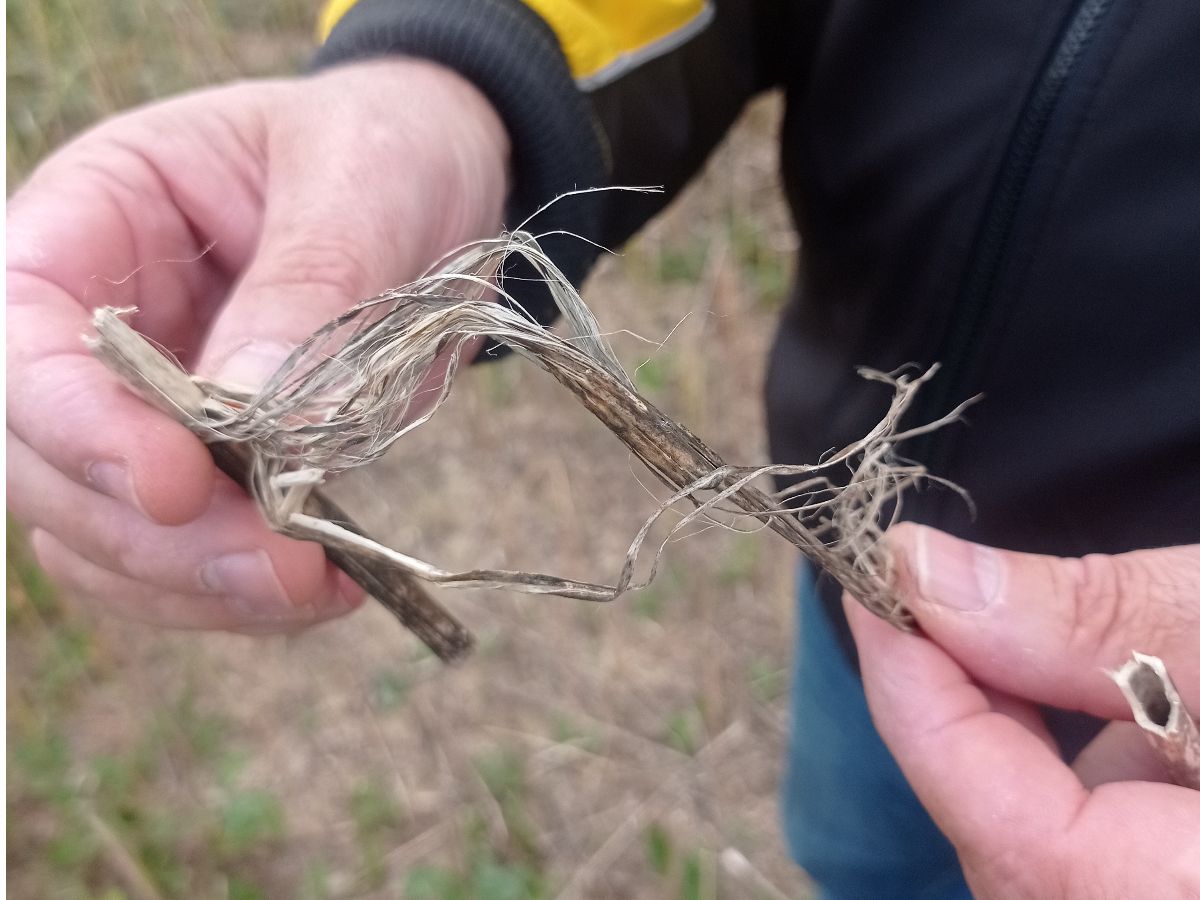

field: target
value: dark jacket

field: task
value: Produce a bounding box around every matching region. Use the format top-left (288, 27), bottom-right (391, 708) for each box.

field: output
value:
top-left (314, 0), bottom-right (1200, 756)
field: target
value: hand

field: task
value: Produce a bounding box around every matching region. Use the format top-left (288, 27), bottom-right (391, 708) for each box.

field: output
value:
top-left (845, 524), bottom-right (1200, 899)
top-left (6, 59), bottom-right (510, 633)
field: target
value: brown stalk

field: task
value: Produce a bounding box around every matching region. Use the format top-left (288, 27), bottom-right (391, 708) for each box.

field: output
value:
top-left (85, 230), bottom-right (971, 659)
top-left (86, 309), bottom-right (473, 662)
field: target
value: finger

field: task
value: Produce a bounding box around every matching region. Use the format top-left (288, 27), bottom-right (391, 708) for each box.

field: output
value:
top-left (198, 109), bottom-right (430, 386)
top-left (8, 90), bottom-right (265, 353)
top-left (1061, 782), bottom-right (1200, 894)
top-left (7, 95), bottom-right (264, 525)
top-left (844, 596), bottom-right (1086, 859)
top-left (848, 598), bottom-right (1200, 898)
top-left (29, 528), bottom-right (349, 634)
top-left (6, 280), bottom-right (216, 525)
top-left (886, 524), bottom-right (1200, 720)
top-left (1071, 721), bottom-right (1175, 788)
top-left (197, 60), bottom-right (506, 387)
top-left (8, 433), bottom-right (353, 617)
top-left (979, 684), bottom-right (1059, 755)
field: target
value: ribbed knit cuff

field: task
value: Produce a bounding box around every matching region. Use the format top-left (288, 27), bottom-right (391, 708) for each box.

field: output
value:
top-left (311, 0), bottom-right (609, 354)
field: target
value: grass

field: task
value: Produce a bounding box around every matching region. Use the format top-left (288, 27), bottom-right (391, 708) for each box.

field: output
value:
top-left (7, 1), bottom-right (313, 181)
top-left (369, 668), bottom-right (414, 712)
top-left (350, 776), bottom-right (405, 887)
top-left (7, 2), bottom-right (805, 897)
top-left (664, 704), bottom-right (706, 757)
top-left (406, 857), bottom-right (547, 900)
top-left (6, 603), bottom-right (291, 896)
top-left (7, 692), bottom-right (291, 897)
top-left (643, 824), bottom-right (720, 900)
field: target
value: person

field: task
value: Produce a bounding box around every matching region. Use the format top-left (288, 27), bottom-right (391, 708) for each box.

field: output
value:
top-left (7, 1), bottom-right (1198, 896)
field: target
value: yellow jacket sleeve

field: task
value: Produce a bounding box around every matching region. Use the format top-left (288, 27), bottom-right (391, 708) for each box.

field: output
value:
top-left (319, 0), bottom-right (711, 89)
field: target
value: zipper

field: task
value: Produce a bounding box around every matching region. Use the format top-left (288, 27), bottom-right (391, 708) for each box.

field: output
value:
top-left (911, 0), bottom-right (1117, 476)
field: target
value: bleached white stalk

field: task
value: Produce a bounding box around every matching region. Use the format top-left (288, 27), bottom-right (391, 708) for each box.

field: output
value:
top-left (1111, 652), bottom-right (1200, 790)
top-left (90, 229), bottom-right (972, 631)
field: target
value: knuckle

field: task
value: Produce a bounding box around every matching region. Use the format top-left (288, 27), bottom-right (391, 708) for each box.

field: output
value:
top-left (246, 234), bottom-right (376, 305)
top-left (1129, 546), bottom-right (1200, 653)
top-left (1063, 553), bottom-right (1137, 661)
top-left (1064, 550), bottom-right (1191, 661)
top-left (49, 131), bottom-right (167, 219)
top-left (22, 354), bottom-right (120, 439)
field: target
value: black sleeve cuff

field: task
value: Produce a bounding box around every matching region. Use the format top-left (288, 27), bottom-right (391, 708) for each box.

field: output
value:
top-left (310, 0), bottom-right (610, 354)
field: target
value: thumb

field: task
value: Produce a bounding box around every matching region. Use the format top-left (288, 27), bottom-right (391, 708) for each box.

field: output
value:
top-left (197, 60), bottom-right (509, 389)
top-left (885, 523), bottom-right (1200, 720)
top-left (197, 181), bottom-right (420, 389)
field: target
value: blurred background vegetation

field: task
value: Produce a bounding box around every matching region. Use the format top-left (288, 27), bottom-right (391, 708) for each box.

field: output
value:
top-left (7, 2), bottom-right (805, 897)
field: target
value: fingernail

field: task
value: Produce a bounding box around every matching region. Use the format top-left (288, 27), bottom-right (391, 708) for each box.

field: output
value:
top-left (201, 550), bottom-right (298, 620)
top-left (913, 526), bottom-right (1003, 612)
top-left (87, 460), bottom-right (147, 515)
top-left (214, 340), bottom-right (291, 392)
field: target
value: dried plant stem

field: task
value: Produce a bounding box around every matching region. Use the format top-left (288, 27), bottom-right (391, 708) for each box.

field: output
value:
top-left (87, 229), bottom-right (972, 658)
top-left (1111, 652), bottom-right (1200, 790)
top-left (522, 340), bottom-right (969, 626)
top-left (87, 309), bottom-right (473, 662)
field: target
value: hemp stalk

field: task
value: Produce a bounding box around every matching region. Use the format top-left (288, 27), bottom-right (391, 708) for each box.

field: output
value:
top-left (87, 229), bottom-right (971, 659)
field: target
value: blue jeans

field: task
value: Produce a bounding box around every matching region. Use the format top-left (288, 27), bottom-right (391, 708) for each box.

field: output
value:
top-left (782, 565), bottom-right (973, 900)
